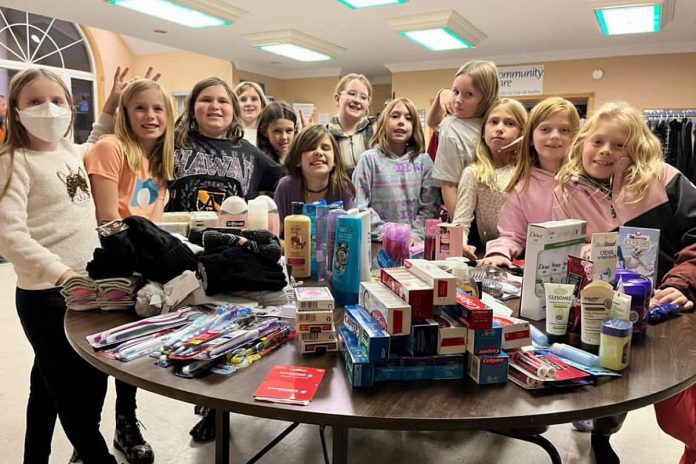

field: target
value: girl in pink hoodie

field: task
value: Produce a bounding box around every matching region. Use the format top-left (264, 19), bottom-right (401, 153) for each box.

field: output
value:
top-left (482, 97), bottom-right (579, 267)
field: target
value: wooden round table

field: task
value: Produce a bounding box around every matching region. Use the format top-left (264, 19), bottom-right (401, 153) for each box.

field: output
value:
top-left (65, 308), bottom-right (696, 464)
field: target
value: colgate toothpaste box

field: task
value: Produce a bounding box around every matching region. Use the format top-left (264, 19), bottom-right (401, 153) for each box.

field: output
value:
top-left (407, 319), bottom-right (439, 356)
top-left (466, 321), bottom-right (502, 356)
top-left (404, 258), bottom-right (456, 305)
top-left (455, 293), bottom-right (493, 330)
top-left (433, 313), bottom-right (467, 355)
top-left (467, 352), bottom-right (509, 385)
top-left (359, 281), bottom-right (412, 336)
top-left (492, 315), bottom-right (531, 351)
top-left (432, 354), bottom-right (465, 379)
top-left (380, 268), bottom-right (434, 320)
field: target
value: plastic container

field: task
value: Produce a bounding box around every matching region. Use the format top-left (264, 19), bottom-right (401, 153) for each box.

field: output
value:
top-left (247, 197), bottom-right (269, 230)
top-left (599, 318), bottom-right (633, 371)
top-left (218, 196), bottom-right (247, 228)
top-left (622, 278), bottom-right (651, 339)
top-left (550, 342), bottom-right (600, 368)
top-left (423, 219), bottom-right (439, 261)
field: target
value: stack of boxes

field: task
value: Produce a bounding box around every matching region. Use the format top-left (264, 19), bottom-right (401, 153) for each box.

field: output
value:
top-left (336, 258), bottom-right (530, 387)
top-left (295, 287), bottom-right (338, 354)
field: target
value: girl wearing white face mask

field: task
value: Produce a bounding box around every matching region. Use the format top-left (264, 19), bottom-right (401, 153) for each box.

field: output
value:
top-left (0, 67), bottom-right (136, 464)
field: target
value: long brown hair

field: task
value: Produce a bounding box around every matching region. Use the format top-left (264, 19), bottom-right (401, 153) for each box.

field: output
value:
top-left (114, 79), bottom-right (174, 186)
top-left (283, 124), bottom-right (355, 198)
top-left (370, 97), bottom-right (425, 160)
top-left (175, 77), bottom-right (242, 148)
top-left (256, 101), bottom-right (297, 163)
top-left (0, 68), bottom-right (75, 200)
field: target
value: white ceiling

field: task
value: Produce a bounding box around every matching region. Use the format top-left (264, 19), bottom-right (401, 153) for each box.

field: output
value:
top-left (3, 0), bottom-right (695, 80)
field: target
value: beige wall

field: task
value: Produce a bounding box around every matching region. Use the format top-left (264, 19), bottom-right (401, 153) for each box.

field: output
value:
top-left (392, 53), bottom-right (696, 116)
top-left (83, 26), bottom-right (134, 109)
top-left (133, 51), bottom-right (234, 96)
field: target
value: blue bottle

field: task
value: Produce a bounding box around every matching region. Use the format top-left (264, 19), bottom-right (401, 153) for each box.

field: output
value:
top-left (332, 215), bottom-right (361, 305)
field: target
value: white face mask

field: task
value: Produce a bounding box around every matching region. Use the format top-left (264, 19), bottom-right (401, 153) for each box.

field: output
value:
top-left (18, 101), bottom-right (72, 143)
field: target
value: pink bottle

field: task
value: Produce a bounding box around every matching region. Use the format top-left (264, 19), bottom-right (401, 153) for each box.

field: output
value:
top-left (256, 195), bottom-right (280, 236)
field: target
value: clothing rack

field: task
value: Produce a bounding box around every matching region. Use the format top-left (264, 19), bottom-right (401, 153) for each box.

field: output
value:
top-left (643, 109), bottom-right (696, 120)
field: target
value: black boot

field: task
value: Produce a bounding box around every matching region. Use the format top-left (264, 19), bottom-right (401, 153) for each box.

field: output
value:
top-left (591, 431), bottom-right (620, 464)
top-left (189, 408), bottom-right (216, 442)
top-left (114, 414), bottom-right (155, 464)
top-left (68, 449), bottom-right (84, 464)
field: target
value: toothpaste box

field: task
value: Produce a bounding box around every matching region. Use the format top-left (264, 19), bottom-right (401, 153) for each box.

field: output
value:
top-left (403, 356), bottom-right (434, 381)
top-left (295, 287), bottom-right (335, 311)
top-left (338, 326), bottom-right (374, 388)
top-left (343, 305), bottom-right (390, 363)
top-left (407, 319), bottom-right (439, 356)
top-left (617, 226), bottom-right (661, 289)
top-left (299, 338), bottom-right (338, 355)
top-left (467, 352), bottom-right (509, 385)
top-left (435, 223), bottom-right (464, 260)
top-left (455, 293), bottom-right (493, 330)
top-left (466, 322), bottom-right (503, 356)
top-left (298, 330), bottom-right (338, 343)
top-left (359, 281), bottom-right (412, 336)
top-left (492, 315), bottom-right (531, 351)
top-left (374, 356), bottom-right (404, 382)
top-left (404, 259), bottom-right (457, 305)
top-left (295, 310), bottom-right (335, 333)
top-left (433, 313), bottom-right (467, 355)
top-left (432, 354), bottom-right (465, 379)
top-left (521, 220), bottom-right (587, 320)
top-left (380, 268), bottom-right (434, 320)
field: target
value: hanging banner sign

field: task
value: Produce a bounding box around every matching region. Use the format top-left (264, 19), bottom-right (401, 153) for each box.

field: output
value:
top-left (498, 64), bottom-right (544, 96)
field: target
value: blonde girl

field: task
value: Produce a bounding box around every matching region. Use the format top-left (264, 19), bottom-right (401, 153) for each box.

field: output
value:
top-left (234, 81), bottom-right (268, 145)
top-left (327, 73), bottom-right (376, 175)
top-left (451, 98), bottom-right (528, 259)
top-left (84, 78), bottom-right (175, 463)
top-left (274, 124), bottom-right (356, 230)
top-left (352, 97), bottom-right (438, 241)
top-left (432, 60), bottom-right (500, 219)
top-left (554, 100), bottom-right (696, 281)
top-left (86, 79), bottom-right (174, 223)
top-left (0, 67), bottom-right (132, 464)
top-left (483, 97), bottom-right (580, 267)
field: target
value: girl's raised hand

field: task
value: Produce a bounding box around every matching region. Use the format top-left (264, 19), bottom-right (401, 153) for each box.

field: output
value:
top-left (299, 108), bottom-right (319, 129)
top-left (652, 286), bottom-right (694, 311)
top-left (103, 66), bottom-right (162, 115)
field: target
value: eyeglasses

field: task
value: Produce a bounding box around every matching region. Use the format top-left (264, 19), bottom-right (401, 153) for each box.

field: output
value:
top-left (341, 90), bottom-right (371, 103)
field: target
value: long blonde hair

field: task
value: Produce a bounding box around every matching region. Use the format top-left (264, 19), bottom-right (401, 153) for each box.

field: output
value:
top-left (473, 98), bottom-right (528, 190)
top-left (455, 60), bottom-right (500, 118)
top-left (507, 97), bottom-right (580, 193)
top-left (370, 97), bottom-right (425, 160)
top-left (0, 68), bottom-right (75, 200)
top-left (115, 79), bottom-right (174, 186)
top-left (175, 77), bottom-right (243, 148)
top-left (557, 101), bottom-right (664, 202)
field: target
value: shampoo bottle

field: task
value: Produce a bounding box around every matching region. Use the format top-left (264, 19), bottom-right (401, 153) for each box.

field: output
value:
top-left (326, 208), bottom-right (347, 279)
top-left (332, 215), bottom-right (362, 305)
top-left (284, 202), bottom-right (311, 279)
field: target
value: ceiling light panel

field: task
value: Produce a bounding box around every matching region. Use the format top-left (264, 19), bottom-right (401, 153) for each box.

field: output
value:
top-left (337, 0), bottom-right (407, 9)
top-left (388, 10), bottom-right (486, 51)
top-left (107, 0), bottom-right (247, 28)
top-left (243, 29), bottom-right (346, 62)
top-left (587, 0), bottom-right (674, 36)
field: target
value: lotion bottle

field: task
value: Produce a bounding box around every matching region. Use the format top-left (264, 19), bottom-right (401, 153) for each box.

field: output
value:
top-left (284, 202), bottom-right (311, 278)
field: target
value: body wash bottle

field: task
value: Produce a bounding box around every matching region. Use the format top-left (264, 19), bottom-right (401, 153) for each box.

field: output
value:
top-left (284, 202), bottom-right (311, 278)
top-left (332, 215), bottom-right (362, 305)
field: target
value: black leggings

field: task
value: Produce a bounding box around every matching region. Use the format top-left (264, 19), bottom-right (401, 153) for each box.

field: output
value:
top-left (16, 287), bottom-right (116, 464)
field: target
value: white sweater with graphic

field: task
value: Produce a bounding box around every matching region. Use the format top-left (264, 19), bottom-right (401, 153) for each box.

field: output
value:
top-left (0, 114), bottom-right (113, 290)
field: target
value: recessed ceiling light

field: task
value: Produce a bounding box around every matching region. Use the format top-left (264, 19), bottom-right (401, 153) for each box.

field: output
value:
top-left (107, 0), bottom-right (247, 28)
top-left (387, 10), bottom-right (486, 51)
top-left (588, 0), bottom-right (674, 36)
top-left (243, 29), bottom-right (345, 62)
top-left (337, 0), bottom-right (406, 9)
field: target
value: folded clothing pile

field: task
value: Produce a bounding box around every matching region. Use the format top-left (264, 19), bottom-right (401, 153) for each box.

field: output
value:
top-left (61, 275), bottom-right (143, 311)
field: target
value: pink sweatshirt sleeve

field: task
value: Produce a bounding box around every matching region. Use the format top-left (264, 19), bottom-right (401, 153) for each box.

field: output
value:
top-left (485, 189), bottom-right (527, 259)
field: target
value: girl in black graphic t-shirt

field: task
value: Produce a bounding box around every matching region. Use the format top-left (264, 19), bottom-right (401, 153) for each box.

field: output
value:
top-left (167, 77), bottom-right (281, 212)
